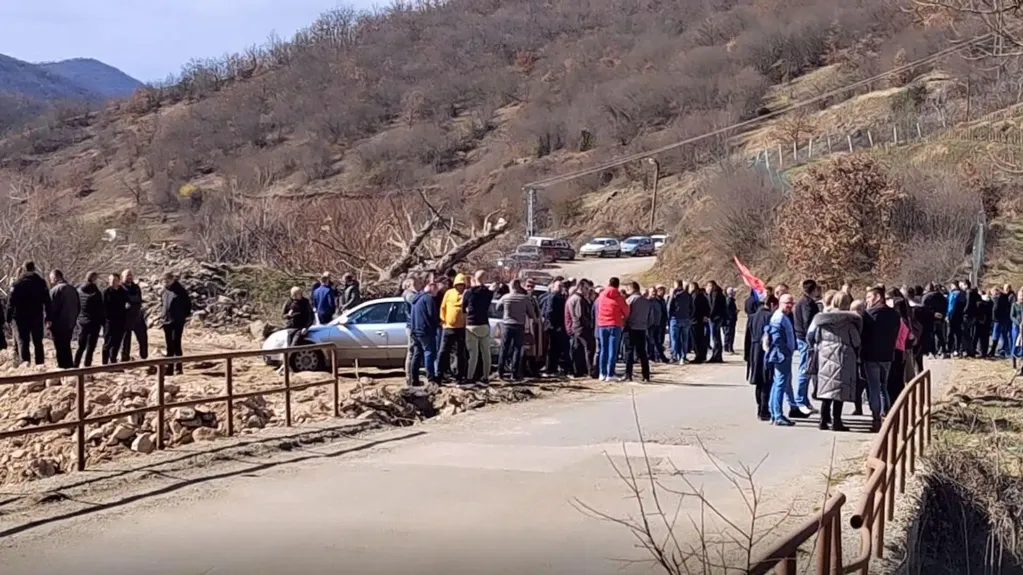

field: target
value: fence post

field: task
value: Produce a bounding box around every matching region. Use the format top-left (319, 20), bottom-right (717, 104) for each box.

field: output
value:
top-left (764, 148), bottom-right (771, 171)
top-left (867, 130), bottom-right (874, 148)
top-left (792, 140), bottom-right (797, 162)
top-left (284, 351), bottom-right (293, 427)
top-left (908, 387), bottom-right (916, 475)
top-left (886, 413), bottom-right (898, 522)
top-left (156, 364), bottom-right (166, 450)
top-left (777, 557), bottom-right (797, 575)
top-left (76, 373), bottom-right (86, 472)
top-left (831, 507), bottom-right (844, 573)
top-left (816, 515), bottom-right (833, 575)
top-left (847, 134), bottom-right (853, 153)
top-left (808, 137), bottom-right (814, 158)
top-left (893, 124), bottom-right (899, 146)
top-left (778, 143), bottom-right (783, 167)
top-left (925, 372), bottom-right (932, 446)
top-left (226, 357), bottom-right (234, 437)
top-left (875, 461), bottom-right (886, 560)
top-left (827, 133), bottom-right (832, 154)
top-left (332, 348), bottom-right (340, 418)
top-left (916, 121), bottom-right (922, 139)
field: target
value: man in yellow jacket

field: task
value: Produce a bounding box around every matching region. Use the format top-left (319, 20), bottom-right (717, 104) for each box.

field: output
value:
top-left (439, 273), bottom-right (468, 383)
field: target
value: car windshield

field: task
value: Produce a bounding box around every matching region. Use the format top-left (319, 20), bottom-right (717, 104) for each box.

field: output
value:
top-left (517, 246), bottom-right (539, 254)
top-left (590, 239), bottom-right (613, 245)
top-left (623, 238), bottom-right (642, 244)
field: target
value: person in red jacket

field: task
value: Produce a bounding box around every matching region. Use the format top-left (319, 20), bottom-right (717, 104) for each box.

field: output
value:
top-left (596, 277), bottom-right (630, 381)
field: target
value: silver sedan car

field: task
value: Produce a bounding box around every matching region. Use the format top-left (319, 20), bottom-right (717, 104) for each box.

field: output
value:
top-left (262, 296), bottom-right (505, 372)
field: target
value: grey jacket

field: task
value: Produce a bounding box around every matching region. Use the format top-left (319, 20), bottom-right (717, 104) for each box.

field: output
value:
top-left (49, 282), bottom-right (80, 332)
top-left (497, 292), bottom-right (537, 326)
top-left (625, 294), bottom-right (652, 331)
top-left (807, 311), bottom-right (862, 402)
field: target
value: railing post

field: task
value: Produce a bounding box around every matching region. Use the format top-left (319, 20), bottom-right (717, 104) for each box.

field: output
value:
top-left (284, 350), bottom-right (293, 427)
top-left (925, 372), bottom-right (932, 446)
top-left (816, 515), bottom-right (833, 575)
top-left (899, 404), bottom-right (908, 494)
top-left (76, 373), bottom-right (86, 472)
top-left (776, 557), bottom-right (796, 575)
top-left (917, 380), bottom-right (925, 456)
top-left (908, 386), bottom-right (916, 475)
top-left (331, 348), bottom-right (340, 418)
top-left (157, 364), bottom-right (166, 450)
top-left (886, 412), bottom-right (898, 522)
top-left (226, 357), bottom-right (234, 437)
top-left (832, 507), bottom-right (844, 573)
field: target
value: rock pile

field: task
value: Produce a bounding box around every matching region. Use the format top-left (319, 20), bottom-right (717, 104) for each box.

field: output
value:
top-left (339, 382), bottom-right (536, 426)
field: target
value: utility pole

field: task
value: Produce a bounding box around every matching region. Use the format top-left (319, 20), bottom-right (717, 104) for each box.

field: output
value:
top-left (646, 157), bottom-right (660, 231)
top-left (524, 186), bottom-right (536, 239)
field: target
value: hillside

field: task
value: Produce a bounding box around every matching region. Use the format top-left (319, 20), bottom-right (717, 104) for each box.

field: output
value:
top-left (0, 0), bottom-right (1015, 289)
top-left (36, 58), bottom-right (143, 98)
top-left (0, 53), bottom-right (94, 102)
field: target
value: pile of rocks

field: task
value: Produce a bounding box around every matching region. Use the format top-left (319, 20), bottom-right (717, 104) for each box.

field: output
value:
top-left (140, 245), bottom-right (259, 329)
top-left (339, 381), bottom-right (536, 426)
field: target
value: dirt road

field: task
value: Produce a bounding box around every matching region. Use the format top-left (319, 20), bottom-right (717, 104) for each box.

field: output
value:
top-left (0, 255), bottom-right (949, 574)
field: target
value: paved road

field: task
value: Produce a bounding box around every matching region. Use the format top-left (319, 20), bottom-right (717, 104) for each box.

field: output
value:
top-left (551, 254), bottom-right (656, 283)
top-left (0, 256), bottom-right (945, 574)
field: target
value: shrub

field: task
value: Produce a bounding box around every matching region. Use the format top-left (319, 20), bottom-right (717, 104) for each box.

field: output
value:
top-left (704, 164), bottom-right (785, 263)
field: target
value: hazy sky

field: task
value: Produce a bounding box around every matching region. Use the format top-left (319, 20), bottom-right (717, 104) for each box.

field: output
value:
top-left (0, 0), bottom-right (377, 82)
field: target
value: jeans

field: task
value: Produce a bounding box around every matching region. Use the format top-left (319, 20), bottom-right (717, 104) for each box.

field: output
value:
top-left (993, 321), bottom-right (1012, 356)
top-left (1014, 324), bottom-right (1022, 359)
top-left (410, 331), bottom-right (438, 385)
top-left (597, 326), bottom-right (623, 378)
top-left (669, 318), bottom-right (690, 361)
top-left (624, 329), bottom-right (650, 381)
top-left (405, 327), bottom-right (415, 386)
top-left (438, 327), bottom-right (467, 380)
top-left (863, 361), bottom-right (891, 418)
top-left (316, 311), bottom-right (332, 325)
top-left (15, 319), bottom-right (44, 365)
top-left (709, 318), bottom-right (724, 361)
top-left (769, 359), bottom-right (792, 421)
top-left (498, 324), bottom-right (525, 379)
top-left (465, 324), bottom-right (491, 382)
top-left (795, 339), bottom-right (812, 407)
top-left (75, 323), bottom-right (102, 367)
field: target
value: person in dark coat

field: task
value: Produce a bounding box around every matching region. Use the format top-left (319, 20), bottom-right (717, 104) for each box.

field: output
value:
top-left (74, 272), bottom-right (105, 368)
top-left (922, 283), bottom-right (947, 358)
top-left (666, 280), bottom-right (692, 363)
top-left (976, 290), bottom-right (994, 357)
top-left (48, 269), bottom-right (80, 368)
top-left (993, 287), bottom-right (1013, 357)
top-left (645, 287), bottom-right (667, 363)
top-left (963, 280), bottom-right (983, 357)
top-left (706, 281), bottom-right (727, 363)
top-left (311, 272), bottom-right (337, 325)
top-left (745, 295), bottom-right (777, 421)
top-left (792, 279), bottom-right (820, 415)
top-left (283, 286), bottom-right (314, 346)
top-left (409, 282), bottom-right (441, 386)
top-left (724, 287), bottom-right (739, 354)
top-left (862, 286), bottom-right (901, 431)
top-left (161, 272), bottom-right (193, 375)
top-left (102, 273), bottom-right (129, 365)
top-left (340, 273), bottom-right (362, 313)
top-left (541, 280), bottom-right (570, 376)
top-left (120, 269), bottom-right (148, 362)
top-left (7, 261), bottom-right (51, 365)
top-left (690, 283), bottom-right (711, 364)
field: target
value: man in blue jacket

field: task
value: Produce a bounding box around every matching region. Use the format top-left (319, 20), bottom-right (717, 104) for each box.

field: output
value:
top-left (665, 280), bottom-right (692, 364)
top-left (311, 272), bottom-right (337, 325)
top-left (409, 281), bottom-right (441, 387)
top-left (766, 294), bottom-right (797, 426)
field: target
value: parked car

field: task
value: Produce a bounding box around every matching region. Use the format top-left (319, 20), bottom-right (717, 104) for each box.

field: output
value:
top-left (620, 236), bottom-right (655, 257)
top-left (263, 292), bottom-right (548, 374)
top-left (651, 234), bottom-right (669, 253)
top-left (579, 237), bottom-right (622, 258)
top-left (497, 245), bottom-right (550, 268)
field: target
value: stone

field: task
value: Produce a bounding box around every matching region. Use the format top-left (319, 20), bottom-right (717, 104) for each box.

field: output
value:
top-left (192, 427), bottom-right (218, 442)
top-left (217, 295), bottom-right (234, 305)
top-left (28, 458), bottom-right (58, 478)
top-left (164, 383), bottom-right (181, 395)
top-left (30, 406), bottom-right (51, 422)
top-left (174, 407), bottom-right (197, 421)
top-left (20, 382), bottom-right (45, 394)
top-left (10, 449), bottom-right (27, 460)
top-left (130, 434), bottom-right (156, 454)
top-left (93, 393), bottom-right (113, 406)
top-left (85, 428), bottom-right (107, 443)
top-left (111, 425), bottom-right (136, 441)
top-left (50, 406), bottom-right (70, 422)
top-left (249, 320), bottom-right (267, 341)
top-left (245, 415), bottom-right (266, 429)
top-left (46, 378), bottom-right (62, 387)
top-left (174, 429), bottom-right (194, 445)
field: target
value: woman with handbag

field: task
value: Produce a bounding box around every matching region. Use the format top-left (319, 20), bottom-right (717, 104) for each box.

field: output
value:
top-left (806, 290), bottom-right (862, 432)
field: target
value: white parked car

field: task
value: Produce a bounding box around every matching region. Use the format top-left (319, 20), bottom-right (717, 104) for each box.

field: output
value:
top-left (652, 234), bottom-right (669, 253)
top-left (579, 237), bottom-right (621, 258)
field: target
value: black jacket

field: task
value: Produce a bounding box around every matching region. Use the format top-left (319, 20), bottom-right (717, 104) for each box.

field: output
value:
top-left (653, 296), bottom-right (668, 328)
top-left (793, 295), bottom-right (819, 341)
top-left (462, 286), bottom-right (495, 327)
top-left (922, 290), bottom-right (947, 319)
top-left (745, 309), bottom-right (773, 387)
top-left (744, 294), bottom-right (760, 316)
top-left (7, 272), bottom-right (51, 324)
top-left (862, 305), bottom-right (901, 363)
top-left (103, 285), bottom-right (129, 326)
top-left (708, 288), bottom-right (727, 322)
top-left (123, 281), bottom-right (144, 311)
top-left (725, 296), bottom-right (738, 324)
top-left (161, 281), bottom-right (193, 326)
top-left (77, 283), bottom-right (105, 326)
top-left (692, 291), bottom-right (710, 322)
top-left (283, 297), bottom-right (314, 330)
top-left (667, 289), bottom-right (693, 320)
top-left (965, 289), bottom-right (983, 320)
top-left (976, 298), bottom-right (994, 326)
top-left (541, 291), bottom-right (567, 330)
top-left (994, 293), bottom-right (1012, 323)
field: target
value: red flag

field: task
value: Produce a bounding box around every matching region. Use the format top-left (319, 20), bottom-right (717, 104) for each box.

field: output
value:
top-left (733, 256), bottom-right (766, 300)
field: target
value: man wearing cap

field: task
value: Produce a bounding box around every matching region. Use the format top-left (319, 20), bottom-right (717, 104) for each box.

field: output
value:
top-left (439, 273), bottom-right (469, 383)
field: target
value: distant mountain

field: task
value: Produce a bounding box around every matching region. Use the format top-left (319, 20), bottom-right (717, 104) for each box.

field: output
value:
top-left (37, 58), bottom-right (143, 98)
top-left (0, 53), bottom-right (96, 102)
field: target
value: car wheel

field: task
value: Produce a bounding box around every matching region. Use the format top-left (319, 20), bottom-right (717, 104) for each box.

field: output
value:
top-left (288, 347), bottom-right (327, 372)
top-left (615, 251), bottom-right (621, 258)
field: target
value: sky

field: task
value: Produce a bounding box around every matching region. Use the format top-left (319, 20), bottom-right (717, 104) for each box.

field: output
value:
top-left (0, 0), bottom-right (377, 82)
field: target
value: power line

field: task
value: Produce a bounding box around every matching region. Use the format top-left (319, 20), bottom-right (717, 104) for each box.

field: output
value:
top-left (524, 33), bottom-right (992, 190)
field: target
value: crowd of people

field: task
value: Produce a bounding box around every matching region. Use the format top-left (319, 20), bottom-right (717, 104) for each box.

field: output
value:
top-left (395, 271), bottom-right (742, 388)
top-left (0, 262), bottom-right (193, 373)
top-left (281, 271), bottom-right (363, 348)
top-left (744, 279), bottom-right (1020, 432)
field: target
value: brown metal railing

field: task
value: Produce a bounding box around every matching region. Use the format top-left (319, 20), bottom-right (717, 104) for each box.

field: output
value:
top-left (0, 343), bottom-right (340, 472)
top-left (748, 369), bottom-right (933, 575)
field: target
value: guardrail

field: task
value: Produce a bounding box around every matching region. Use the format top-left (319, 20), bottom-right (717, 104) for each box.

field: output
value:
top-left (0, 343), bottom-right (339, 472)
top-left (749, 369), bottom-right (933, 574)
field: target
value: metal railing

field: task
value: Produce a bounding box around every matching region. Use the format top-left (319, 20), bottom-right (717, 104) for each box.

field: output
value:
top-left (0, 343), bottom-right (340, 472)
top-left (749, 369), bottom-right (933, 574)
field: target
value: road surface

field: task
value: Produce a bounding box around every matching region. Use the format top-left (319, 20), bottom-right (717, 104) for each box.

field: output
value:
top-left (0, 255), bottom-right (944, 574)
